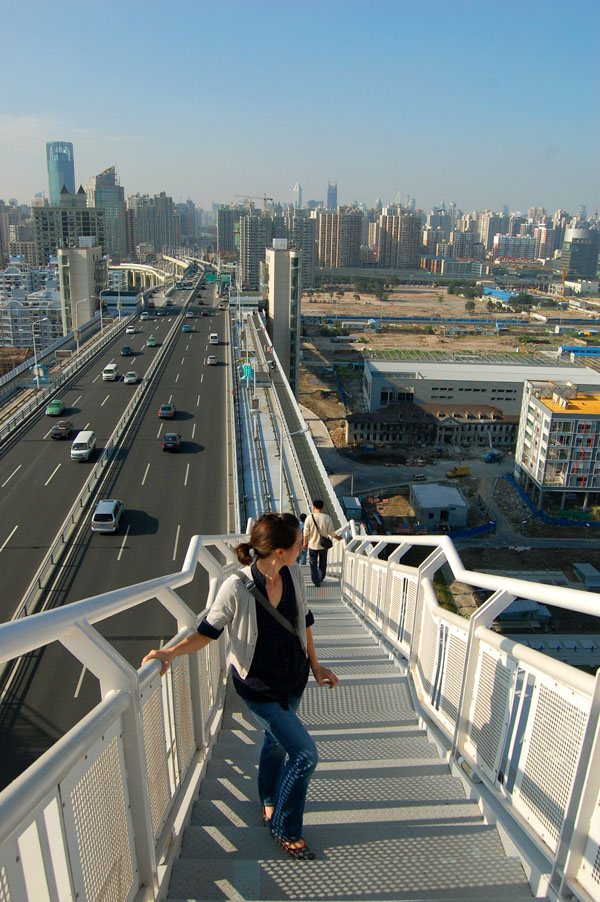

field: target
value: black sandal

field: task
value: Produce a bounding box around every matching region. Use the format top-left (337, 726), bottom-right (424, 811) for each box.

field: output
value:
top-left (275, 836), bottom-right (315, 860)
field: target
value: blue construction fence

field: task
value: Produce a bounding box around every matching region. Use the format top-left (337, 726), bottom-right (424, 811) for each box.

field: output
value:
top-left (503, 473), bottom-right (600, 528)
top-left (448, 521), bottom-right (497, 539)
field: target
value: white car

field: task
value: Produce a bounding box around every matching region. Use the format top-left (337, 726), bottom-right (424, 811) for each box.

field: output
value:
top-left (125, 325), bottom-right (135, 334)
top-left (207, 355), bottom-right (218, 366)
top-left (123, 371), bottom-right (138, 384)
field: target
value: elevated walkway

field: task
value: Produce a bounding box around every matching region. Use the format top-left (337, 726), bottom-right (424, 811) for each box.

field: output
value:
top-left (168, 570), bottom-right (537, 901)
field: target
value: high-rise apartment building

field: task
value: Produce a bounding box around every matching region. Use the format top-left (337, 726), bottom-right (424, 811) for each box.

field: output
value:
top-left (326, 182), bottom-right (338, 212)
top-left (265, 242), bottom-right (302, 395)
top-left (283, 210), bottom-right (316, 288)
top-left (32, 189), bottom-right (106, 266)
top-left (126, 192), bottom-right (180, 254)
top-left (86, 166), bottom-right (126, 261)
top-left (46, 142), bottom-right (75, 206)
top-left (240, 214), bottom-right (273, 289)
top-left (154, 192), bottom-right (180, 251)
top-left (318, 208), bottom-right (362, 268)
top-left (217, 206), bottom-right (244, 257)
top-left (478, 212), bottom-right (509, 251)
top-left (377, 211), bottom-right (422, 268)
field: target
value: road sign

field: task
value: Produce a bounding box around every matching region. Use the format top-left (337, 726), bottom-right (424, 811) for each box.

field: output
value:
top-left (205, 273), bottom-right (217, 282)
top-left (243, 364), bottom-right (253, 379)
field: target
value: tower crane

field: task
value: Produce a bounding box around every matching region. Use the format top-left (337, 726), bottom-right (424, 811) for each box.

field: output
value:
top-left (234, 193), bottom-right (273, 215)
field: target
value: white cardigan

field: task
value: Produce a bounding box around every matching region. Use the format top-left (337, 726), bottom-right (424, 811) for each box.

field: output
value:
top-left (204, 564), bottom-right (310, 679)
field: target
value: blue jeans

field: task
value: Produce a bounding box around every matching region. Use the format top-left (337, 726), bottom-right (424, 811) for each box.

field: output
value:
top-left (309, 548), bottom-right (328, 586)
top-left (243, 694), bottom-right (318, 842)
top-left (298, 547), bottom-right (307, 565)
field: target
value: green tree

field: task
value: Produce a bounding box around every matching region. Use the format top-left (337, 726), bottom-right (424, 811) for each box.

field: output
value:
top-left (465, 300), bottom-right (476, 314)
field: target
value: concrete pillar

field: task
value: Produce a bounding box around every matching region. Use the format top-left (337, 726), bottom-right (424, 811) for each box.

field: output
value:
top-left (583, 492), bottom-right (589, 511)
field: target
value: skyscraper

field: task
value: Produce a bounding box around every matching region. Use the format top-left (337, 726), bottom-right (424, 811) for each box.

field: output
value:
top-left (293, 182), bottom-right (302, 210)
top-left (32, 188), bottom-right (106, 266)
top-left (46, 141), bottom-right (75, 206)
top-left (326, 182), bottom-right (338, 212)
top-left (86, 166), bottom-right (126, 261)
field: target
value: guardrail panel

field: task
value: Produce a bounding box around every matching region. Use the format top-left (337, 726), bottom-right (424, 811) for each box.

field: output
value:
top-left (464, 644), bottom-right (515, 783)
top-left (171, 657), bottom-right (196, 778)
top-left (513, 673), bottom-right (589, 854)
top-left (59, 718), bottom-right (137, 902)
top-left (141, 678), bottom-right (171, 837)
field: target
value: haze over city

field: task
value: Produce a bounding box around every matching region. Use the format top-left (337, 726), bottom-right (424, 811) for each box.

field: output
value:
top-left (1, 0), bottom-right (598, 213)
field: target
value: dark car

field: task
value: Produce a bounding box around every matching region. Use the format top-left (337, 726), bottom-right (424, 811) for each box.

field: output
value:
top-left (165, 299), bottom-right (173, 307)
top-left (50, 419), bottom-right (74, 439)
top-left (158, 403), bottom-right (176, 419)
top-left (120, 345), bottom-right (133, 356)
top-left (162, 432), bottom-right (182, 451)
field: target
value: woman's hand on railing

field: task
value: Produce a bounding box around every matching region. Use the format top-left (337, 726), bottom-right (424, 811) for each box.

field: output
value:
top-left (141, 648), bottom-right (173, 677)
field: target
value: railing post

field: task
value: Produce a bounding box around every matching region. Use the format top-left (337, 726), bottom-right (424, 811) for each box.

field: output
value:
top-left (60, 620), bottom-right (158, 899)
top-left (451, 589), bottom-right (515, 760)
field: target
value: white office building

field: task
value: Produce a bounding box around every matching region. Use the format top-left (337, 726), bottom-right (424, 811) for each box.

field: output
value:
top-left (363, 354), bottom-right (600, 417)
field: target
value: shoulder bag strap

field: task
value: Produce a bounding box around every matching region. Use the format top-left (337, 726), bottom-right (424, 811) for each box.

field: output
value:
top-left (236, 573), bottom-right (297, 636)
top-left (311, 513), bottom-right (324, 538)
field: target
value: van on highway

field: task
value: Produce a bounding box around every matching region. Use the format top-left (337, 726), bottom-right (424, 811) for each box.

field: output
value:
top-left (71, 430), bottom-right (96, 461)
top-left (209, 333), bottom-right (218, 344)
top-left (102, 363), bottom-right (119, 381)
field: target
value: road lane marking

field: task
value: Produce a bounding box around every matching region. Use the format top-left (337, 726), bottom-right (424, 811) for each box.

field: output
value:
top-left (184, 463), bottom-right (190, 486)
top-left (192, 423), bottom-right (196, 439)
top-left (43, 426), bottom-right (53, 439)
top-left (117, 525), bottom-right (130, 561)
top-left (92, 374), bottom-right (100, 383)
top-left (156, 424), bottom-right (163, 439)
top-left (74, 665), bottom-right (86, 698)
top-left (201, 374), bottom-right (204, 383)
top-left (73, 395), bottom-right (82, 405)
top-left (173, 524), bottom-right (180, 561)
top-left (142, 462), bottom-right (150, 485)
top-left (44, 463), bottom-right (62, 486)
top-left (175, 373), bottom-right (179, 383)
top-left (101, 395), bottom-right (110, 406)
top-left (181, 357), bottom-right (185, 365)
top-left (168, 394), bottom-right (173, 403)
top-left (0, 524), bottom-right (18, 553)
top-left (2, 465), bottom-right (22, 488)
top-left (196, 395), bottom-right (201, 407)
top-left (84, 422), bottom-right (90, 430)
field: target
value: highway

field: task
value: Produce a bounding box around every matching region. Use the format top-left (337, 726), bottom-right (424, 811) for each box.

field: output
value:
top-left (0, 277), bottom-right (232, 782)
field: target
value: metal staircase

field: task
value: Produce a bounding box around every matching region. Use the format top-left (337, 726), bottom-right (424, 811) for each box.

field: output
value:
top-left (167, 572), bottom-right (538, 901)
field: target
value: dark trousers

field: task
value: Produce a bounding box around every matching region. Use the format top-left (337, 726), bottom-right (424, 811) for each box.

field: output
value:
top-left (309, 548), bottom-right (328, 586)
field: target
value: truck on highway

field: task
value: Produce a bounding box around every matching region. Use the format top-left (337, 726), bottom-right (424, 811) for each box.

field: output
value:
top-left (446, 465), bottom-right (470, 478)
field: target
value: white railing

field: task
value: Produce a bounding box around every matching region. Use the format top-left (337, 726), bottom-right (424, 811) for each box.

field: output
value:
top-left (337, 528), bottom-right (600, 902)
top-left (0, 533), bottom-right (246, 902)
top-left (1, 526), bottom-right (599, 901)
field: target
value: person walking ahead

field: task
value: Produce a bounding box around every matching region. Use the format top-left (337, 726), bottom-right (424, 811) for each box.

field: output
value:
top-left (142, 512), bottom-right (338, 860)
top-left (303, 499), bottom-right (340, 587)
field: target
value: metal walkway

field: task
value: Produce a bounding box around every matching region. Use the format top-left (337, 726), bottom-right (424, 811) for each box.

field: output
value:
top-left (167, 572), bottom-right (538, 901)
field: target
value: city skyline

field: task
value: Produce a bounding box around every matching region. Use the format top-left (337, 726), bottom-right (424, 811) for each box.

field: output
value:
top-left (0, 0), bottom-right (597, 214)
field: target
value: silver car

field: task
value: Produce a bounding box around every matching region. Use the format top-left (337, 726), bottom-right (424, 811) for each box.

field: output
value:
top-left (91, 499), bottom-right (124, 533)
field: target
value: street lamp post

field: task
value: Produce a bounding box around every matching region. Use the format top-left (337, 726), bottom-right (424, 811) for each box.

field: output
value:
top-left (73, 299), bottom-right (89, 355)
top-left (19, 317), bottom-right (48, 390)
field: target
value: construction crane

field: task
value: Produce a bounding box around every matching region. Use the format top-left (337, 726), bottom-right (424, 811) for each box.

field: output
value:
top-left (234, 193), bottom-right (273, 215)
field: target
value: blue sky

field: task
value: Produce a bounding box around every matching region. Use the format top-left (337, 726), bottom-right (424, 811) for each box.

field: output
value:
top-left (1, 0), bottom-right (598, 214)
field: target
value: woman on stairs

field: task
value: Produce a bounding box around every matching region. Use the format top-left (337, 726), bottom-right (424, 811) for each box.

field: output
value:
top-left (142, 512), bottom-right (339, 860)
